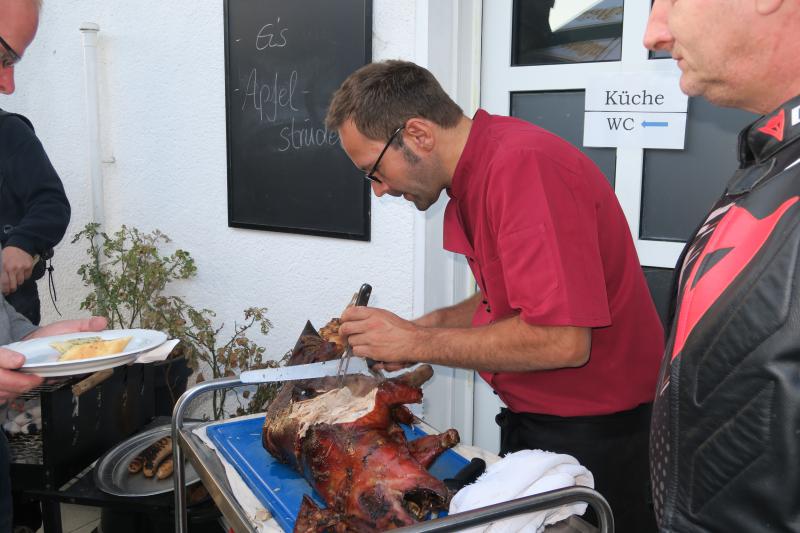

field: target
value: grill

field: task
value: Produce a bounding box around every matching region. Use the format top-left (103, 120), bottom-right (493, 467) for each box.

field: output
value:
top-left (5, 364), bottom-right (155, 491)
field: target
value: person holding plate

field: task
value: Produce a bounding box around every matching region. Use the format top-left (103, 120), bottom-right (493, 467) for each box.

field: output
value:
top-left (1, 282), bottom-right (107, 533)
top-left (0, 3), bottom-right (107, 531)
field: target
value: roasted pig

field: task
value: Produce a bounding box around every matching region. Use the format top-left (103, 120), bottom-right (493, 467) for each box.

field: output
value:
top-left (262, 321), bottom-right (459, 532)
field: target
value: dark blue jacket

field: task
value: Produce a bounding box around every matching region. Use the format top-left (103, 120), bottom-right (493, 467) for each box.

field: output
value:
top-left (0, 109), bottom-right (70, 276)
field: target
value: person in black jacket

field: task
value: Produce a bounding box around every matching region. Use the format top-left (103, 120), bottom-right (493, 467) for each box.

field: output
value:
top-left (1, 1), bottom-right (69, 327)
top-left (2, 2), bottom-right (70, 532)
top-left (644, 2), bottom-right (800, 532)
top-left (0, 110), bottom-right (70, 326)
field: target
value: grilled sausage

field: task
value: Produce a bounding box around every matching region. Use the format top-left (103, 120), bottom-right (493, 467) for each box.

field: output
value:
top-left (128, 455), bottom-right (144, 474)
top-left (142, 437), bottom-right (173, 478)
top-left (156, 456), bottom-right (174, 479)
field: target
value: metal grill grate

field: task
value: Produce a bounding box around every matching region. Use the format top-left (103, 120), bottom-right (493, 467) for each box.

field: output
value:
top-left (6, 432), bottom-right (43, 465)
top-left (18, 379), bottom-right (77, 399)
top-left (3, 378), bottom-right (79, 465)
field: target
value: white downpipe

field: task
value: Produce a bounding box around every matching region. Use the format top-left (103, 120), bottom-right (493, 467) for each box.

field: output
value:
top-left (80, 23), bottom-right (104, 226)
top-left (452, 0), bottom-right (482, 446)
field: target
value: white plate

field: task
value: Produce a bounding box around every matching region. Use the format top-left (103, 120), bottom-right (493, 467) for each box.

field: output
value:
top-left (4, 329), bottom-right (168, 377)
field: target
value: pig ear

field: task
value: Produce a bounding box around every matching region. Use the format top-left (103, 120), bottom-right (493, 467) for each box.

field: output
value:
top-left (755, 0), bottom-right (783, 15)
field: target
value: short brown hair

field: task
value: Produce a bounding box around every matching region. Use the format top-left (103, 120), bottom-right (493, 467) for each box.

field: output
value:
top-left (326, 60), bottom-right (463, 141)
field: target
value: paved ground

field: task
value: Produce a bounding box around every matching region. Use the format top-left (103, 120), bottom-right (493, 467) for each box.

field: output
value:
top-left (34, 504), bottom-right (100, 533)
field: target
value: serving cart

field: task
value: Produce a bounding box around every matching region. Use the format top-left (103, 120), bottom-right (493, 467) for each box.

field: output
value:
top-left (172, 377), bottom-right (614, 533)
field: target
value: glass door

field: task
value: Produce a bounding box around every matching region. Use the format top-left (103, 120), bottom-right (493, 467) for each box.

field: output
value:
top-left (472, 0), bottom-right (755, 452)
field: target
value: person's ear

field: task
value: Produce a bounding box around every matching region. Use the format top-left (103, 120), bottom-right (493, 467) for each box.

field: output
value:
top-left (403, 118), bottom-right (436, 153)
top-left (755, 0), bottom-right (782, 15)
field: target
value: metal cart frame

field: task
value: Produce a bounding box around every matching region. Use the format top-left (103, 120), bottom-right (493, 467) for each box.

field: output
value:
top-left (172, 377), bottom-right (614, 533)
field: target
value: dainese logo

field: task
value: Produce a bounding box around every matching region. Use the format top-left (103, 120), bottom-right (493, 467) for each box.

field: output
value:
top-left (758, 109), bottom-right (785, 142)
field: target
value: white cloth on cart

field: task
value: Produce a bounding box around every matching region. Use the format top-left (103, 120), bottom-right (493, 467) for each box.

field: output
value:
top-left (194, 415), bottom-right (283, 532)
top-left (449, 449), bottom-right (594, 533)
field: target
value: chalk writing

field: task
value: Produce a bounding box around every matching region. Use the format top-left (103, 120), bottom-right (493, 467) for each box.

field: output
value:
top-left (241, 68), bottom-right (299, 122)
top-left (278, 117), bottom-right (339, 152)
top-left (256, 17), bottom-right (288, 49)
top-left (237, 17), bottom-right (340, 152)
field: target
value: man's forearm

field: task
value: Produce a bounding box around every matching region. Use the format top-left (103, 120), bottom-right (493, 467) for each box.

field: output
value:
top-left (413, 292), bottom-right (482, 328)
top-left (409, 315), bottom-right (591, 372)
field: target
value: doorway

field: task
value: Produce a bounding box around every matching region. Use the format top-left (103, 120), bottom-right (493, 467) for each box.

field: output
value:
top-left (420, 0), bottom-right (755, 453)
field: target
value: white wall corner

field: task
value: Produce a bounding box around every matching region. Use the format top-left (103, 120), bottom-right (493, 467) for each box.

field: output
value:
top-left (415, 0), bottom-right (482, 445)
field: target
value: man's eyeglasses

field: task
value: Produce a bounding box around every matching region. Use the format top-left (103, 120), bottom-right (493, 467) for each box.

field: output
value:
top-left (0, 35), bottom-right (21, 69)
top-left (365, 125), bottom-right (404, 183)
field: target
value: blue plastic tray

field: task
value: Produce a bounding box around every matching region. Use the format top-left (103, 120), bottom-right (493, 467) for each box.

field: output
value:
top-left (206, 415), bottom-right (467, 532)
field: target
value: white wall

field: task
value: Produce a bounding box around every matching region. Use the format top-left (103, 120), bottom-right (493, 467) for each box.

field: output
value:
top-left (4, 0), bottom-right (420, 365)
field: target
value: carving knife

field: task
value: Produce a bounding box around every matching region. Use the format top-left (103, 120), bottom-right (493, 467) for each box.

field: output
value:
top-left (240, 283), bottom-right (376, 384)
top-left (239, 356), bottom-right (373, 384)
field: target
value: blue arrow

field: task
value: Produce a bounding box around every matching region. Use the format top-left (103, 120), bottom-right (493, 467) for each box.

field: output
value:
top-left (642, 120), bottom-right (669, 128)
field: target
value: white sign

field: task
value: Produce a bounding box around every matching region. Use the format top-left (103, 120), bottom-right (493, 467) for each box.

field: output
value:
top-left (584, 72), bottom-right (688, 149)
top-left (584, 112), bottom-right (687, 150)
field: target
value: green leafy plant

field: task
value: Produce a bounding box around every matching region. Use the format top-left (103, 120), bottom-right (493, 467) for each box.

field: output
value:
top-left (73, 223), bottom-right (197, 332)
top-left (73, 222), bottom-right (281, 418)
top-left (156, 299), bottom-right (281, 419)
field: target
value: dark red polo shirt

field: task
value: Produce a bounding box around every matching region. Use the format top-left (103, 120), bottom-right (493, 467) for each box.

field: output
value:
top-left (444, 110), bottom-right (664, 417)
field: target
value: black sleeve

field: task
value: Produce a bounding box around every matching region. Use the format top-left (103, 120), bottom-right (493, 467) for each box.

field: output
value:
top-left (0, 115), bottom-right (71, 256)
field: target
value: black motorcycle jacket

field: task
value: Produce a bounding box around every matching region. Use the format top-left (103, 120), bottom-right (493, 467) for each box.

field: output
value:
top-left (651, 95), bottom-right (800, 532)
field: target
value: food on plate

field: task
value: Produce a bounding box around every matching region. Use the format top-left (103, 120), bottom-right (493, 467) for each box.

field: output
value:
top-left (262, 320), bottom-right (459, 532)
top-left (156, 456), bottom-right (174, 480)
top-left (128, 453), bottom-right (144, 474)
top-left (142, 436), bottom-right (173, 478)
top-left (127, 436), bottom-right (173, 479)
top-left (49, 336), bottom-right (102, 354)
top-left (58, 336), bottom-right (133, 362)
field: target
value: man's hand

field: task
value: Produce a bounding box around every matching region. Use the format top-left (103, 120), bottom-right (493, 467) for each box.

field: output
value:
top-left (339, 306), bottom-right (425, 366)
top-left (1, 246), bottom-right (36, 295)
top-left (24, 316), bottom-right (108, 340)
top-left (0, 348), bottom-right (43, 402)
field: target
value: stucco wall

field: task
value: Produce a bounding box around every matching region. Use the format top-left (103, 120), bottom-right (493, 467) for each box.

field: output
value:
top-left (5, 0), bottom-right (419, 363)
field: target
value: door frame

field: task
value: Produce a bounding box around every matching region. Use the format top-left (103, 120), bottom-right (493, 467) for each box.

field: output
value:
top-left (414, 0), bottom-right (483, 446)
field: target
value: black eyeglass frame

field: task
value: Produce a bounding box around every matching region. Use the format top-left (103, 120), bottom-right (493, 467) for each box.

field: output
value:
top-left (0, 35), bottom-right (21, 68)
top-left (365, 125), bottom-right (405, 183)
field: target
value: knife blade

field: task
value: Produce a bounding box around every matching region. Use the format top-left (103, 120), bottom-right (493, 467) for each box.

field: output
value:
top-left (240, 356), bottom-right (373, 384)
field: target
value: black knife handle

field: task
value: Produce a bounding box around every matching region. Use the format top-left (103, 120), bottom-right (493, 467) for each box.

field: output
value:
top-left (443, 457), bottom-right (487, 492)
top-left (355, 283), bottom-right (372, 307)
top-left (352, 284), bottom-right (377, 369)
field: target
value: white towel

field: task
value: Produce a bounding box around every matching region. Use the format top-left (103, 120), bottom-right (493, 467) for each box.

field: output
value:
top-left (449, 449), bottom-right (594, 533)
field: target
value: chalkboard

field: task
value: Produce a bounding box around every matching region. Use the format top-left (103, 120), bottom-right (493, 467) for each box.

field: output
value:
top-left (224, 0), bottom-right (373, 240)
